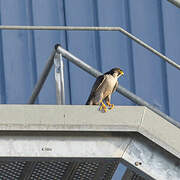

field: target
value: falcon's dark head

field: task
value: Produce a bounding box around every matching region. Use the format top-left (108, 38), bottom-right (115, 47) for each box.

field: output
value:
top-left (105, 68), bottom-right (124, 78)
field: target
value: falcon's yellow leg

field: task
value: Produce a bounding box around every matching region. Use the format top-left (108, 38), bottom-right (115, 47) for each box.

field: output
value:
top-left (106, 101), bottom-right (114, 110)
top-left (99, 100), bottom-right (107, 112)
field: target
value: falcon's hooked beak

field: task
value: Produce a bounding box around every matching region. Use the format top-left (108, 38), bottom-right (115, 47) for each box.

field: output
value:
top-left (119, 70), bottom-right (124, 77)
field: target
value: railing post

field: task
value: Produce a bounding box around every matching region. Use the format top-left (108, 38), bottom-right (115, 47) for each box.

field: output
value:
top-left (54, 50), bottom-right (65, 105)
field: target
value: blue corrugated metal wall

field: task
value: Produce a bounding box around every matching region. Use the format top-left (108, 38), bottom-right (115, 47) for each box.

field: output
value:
top-left (1, 0), bottom-right (180, 117)
top-left (0, 1), bottom-right (180, 179)
top-left (1, 0), bottom-right (179, 121)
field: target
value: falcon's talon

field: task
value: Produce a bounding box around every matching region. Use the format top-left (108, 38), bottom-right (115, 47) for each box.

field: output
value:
top-left (99, 101), bottom-right (107, 112)
top-left (109, 104), bottom-right (114, 110)
top-left (106, 101), bottom-right (114, 110)
top-left (99, 105), bottom-right (102, 111)
top-left (99, 106), bottom-right (107, 113)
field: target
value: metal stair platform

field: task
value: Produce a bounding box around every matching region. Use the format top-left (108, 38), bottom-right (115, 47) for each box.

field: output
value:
top-left (0, 105), bottom-right (179, 180)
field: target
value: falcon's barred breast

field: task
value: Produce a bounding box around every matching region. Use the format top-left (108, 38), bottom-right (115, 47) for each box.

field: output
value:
top-left (86, 68), bottom-right (124, 112)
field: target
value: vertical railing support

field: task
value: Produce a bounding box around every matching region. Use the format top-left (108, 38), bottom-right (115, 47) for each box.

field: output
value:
top-left (28, 44), bottom-right (66, 105)
top-left (54, 51), bottom-right (65, 105)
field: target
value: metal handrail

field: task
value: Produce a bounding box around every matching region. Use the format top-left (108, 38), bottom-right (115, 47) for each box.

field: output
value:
top-left (28, 44), bottom-right (180, 129)
top-left (168, 0), bottom-right (180, 8)
top-left (0, 25), bottom-right (180, 70)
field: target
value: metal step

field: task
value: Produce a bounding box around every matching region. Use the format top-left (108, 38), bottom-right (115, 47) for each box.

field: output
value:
top-left (0, 160), bottom-right (119, 180)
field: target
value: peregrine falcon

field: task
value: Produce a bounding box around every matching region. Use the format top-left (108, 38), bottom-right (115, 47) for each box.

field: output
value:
top-left (86, 68), bottom-right (124, 112)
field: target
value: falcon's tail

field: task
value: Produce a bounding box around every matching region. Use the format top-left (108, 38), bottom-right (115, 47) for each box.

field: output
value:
top-left (86, 95), bottom-right (99, 105)
top-left (85, 97), bottom-right (93, 105)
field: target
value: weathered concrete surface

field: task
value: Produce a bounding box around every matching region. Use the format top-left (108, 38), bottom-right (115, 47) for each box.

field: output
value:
top-left (0, 105), bottom-right (179, 159)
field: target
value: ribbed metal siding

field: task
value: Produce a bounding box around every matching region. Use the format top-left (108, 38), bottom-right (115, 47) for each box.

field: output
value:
top-left (0, 0), bottom-right (180, 122)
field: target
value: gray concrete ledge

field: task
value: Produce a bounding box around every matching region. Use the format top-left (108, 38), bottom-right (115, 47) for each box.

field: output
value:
top-left (0, 105), bottom-right (144, 131)
top-left (0, 105), bottom-right (179, 159)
